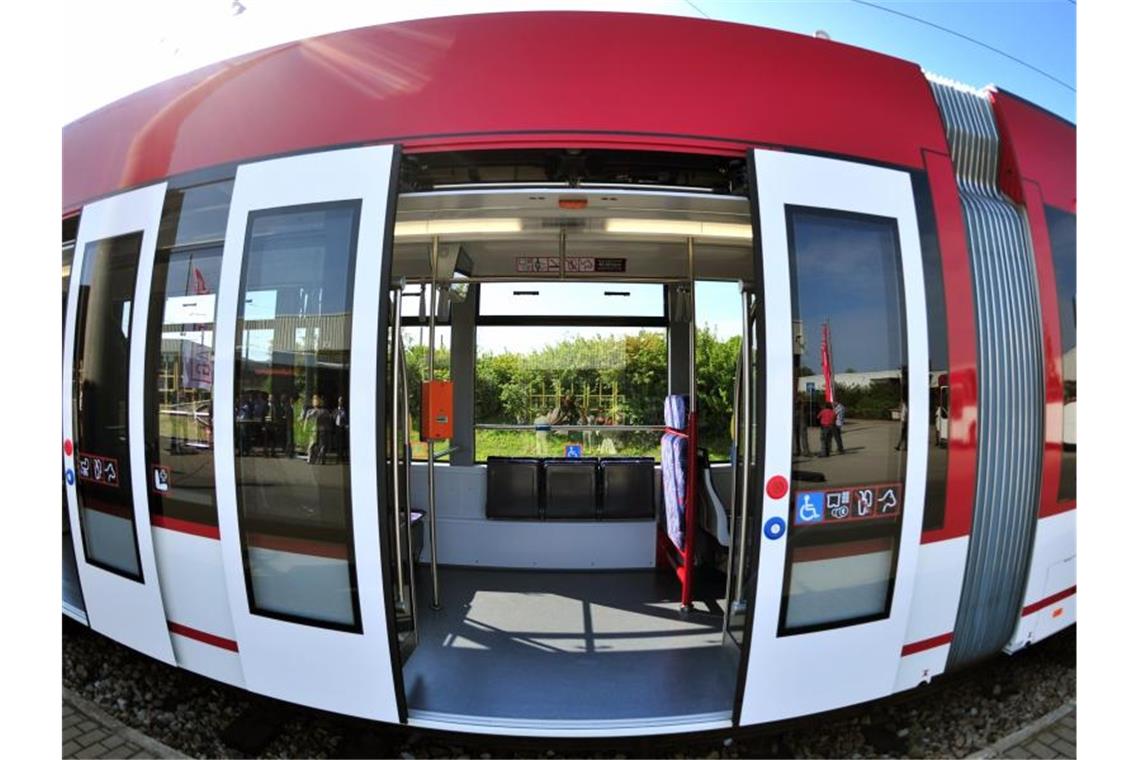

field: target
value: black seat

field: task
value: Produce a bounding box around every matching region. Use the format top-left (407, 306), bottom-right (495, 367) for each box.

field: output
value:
top-left (599, 457), bottom-right (656, 519)
top-left (543, 458), bottom-right (599, 519)
top-left (486, 457), bottom-right (542, 519)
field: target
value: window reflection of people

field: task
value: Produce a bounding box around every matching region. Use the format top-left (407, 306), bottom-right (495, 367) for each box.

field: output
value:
top-left (266, 393), bottom-right (284, 457)
top-left (333, 396), bottom-right (348, 463)
top-left (895, 400), bottom-right (908, 451)
top-left (833, 399), bottom-right (846, 454)
top-left (237, 394), bottom-right (253, 456)
top-left (817, 402), bottom-right (843, 457)
top-left (283, 394), bottom-right (295, 458)
top-left (793, 394), bottom-right (812, 457)
top-left (304, 394), bottom-right (333, 464)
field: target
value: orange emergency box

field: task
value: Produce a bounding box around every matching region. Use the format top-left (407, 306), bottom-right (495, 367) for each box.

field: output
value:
top-left (420, 380), bottom-right (454, 441)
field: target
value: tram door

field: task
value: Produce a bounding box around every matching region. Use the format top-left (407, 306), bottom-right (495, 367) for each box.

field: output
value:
top-left (738, 149), bottom-right (928, 723)
top-left (63, 184), bottom-right (177, 665)
top-left (213, 145), bottom-right (403, 721)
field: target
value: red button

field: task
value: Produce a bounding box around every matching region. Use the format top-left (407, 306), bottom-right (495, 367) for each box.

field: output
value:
top-left (64, 439), bottom-right (73, 456)
top-left (766, 475), bottom-right (788, 499)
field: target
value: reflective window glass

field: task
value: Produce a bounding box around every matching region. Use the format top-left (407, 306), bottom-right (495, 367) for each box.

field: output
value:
top-left (233, 202), bottom-right (362, 630)
top-left (782, 207), bottom-right (908, 634)
top-left (157, 181), bottom-right (234, 248)
top-left (72, 233), bottom-right (145, 580)
top-left (144, 245), bottom-right (223, 526)
top-left (1046, 207), bottom-right (1076, 503)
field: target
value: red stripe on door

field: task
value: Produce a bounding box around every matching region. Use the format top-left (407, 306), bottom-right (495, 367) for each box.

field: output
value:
top-left (167, 621), bottom-right (239, 652)
top-left (901, 632), bottom-right (954, 656)
top-left (1022, 585), bottom-right (1076, 617)
top-left (151, 514), bottom-right (221, 540)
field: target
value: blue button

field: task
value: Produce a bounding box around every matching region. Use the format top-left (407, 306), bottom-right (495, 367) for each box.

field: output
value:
top-left (763, 516), bottom-right (786, 540)
top-left (65, 469), bottom-right (75, 485)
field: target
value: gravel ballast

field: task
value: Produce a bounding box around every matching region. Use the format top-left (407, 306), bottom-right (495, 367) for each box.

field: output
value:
top-left (63, 618), bottom-right (1075, 758)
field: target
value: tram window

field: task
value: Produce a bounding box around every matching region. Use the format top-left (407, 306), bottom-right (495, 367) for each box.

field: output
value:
top-left (232, 201), bottom-right (362, 631)
top-left (913, 175), bottom-right (950, 532)
top-left (143, 245), bottom-right (223, 526)
top-left (781, 207), bottom-right (907, 635)
top-left (157, 181), bottom-right (234, 248)
top-left (474, 325), bottom-right (667, 460)
top-left (72, 232), bottom-right (145, 580)
top-left (695, 281), bottom-right (743, 462)
top-left (1046, 207), bottom-right (1076, 503)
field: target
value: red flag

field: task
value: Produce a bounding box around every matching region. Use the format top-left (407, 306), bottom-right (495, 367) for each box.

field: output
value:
top-left (193, 267), bottom-right (209, 295)
top-left (821, 322), bottom-right (834, 404)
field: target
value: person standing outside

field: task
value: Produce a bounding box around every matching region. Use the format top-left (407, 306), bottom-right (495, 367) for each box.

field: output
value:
top-left (832, 399), bottom-right (847, 454)
top-left (334, 396), bottom-right (349, 463)
top-left (817, 402), bottom-right (838, 457)
top-left (895, 400), bottom-right (908, 451)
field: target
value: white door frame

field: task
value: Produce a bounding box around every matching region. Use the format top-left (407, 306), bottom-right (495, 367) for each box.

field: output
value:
top-left (739, 149), bottom-right (928, 724)
top-left (63, 183), bottom-right (176, 665)
top-left (213, 145), bottom-right (399, 722)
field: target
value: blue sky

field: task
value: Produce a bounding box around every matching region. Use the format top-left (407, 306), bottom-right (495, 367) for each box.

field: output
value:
top-left (64, 0), bottom-right (1075, 124)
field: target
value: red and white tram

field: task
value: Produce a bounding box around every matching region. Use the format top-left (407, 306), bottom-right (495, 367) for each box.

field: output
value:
top-left (62, 12), bottom-right (1076, 737)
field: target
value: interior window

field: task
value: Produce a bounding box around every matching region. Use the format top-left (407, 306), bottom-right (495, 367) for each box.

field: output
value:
top-left (782, 207), bottom-right (908, 634)
top-left (695, 280), bottom-right (744, 462)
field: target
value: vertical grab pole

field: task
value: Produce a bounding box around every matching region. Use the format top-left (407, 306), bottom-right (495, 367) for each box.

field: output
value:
top-left (400, 338), bottom-right (418, 636)
top-left (427, 237), bottom-right (441, 610)
top-left (723, 283), bottom-right (744, 631)
top-left (391, 282), bottom-right (406, 611)
top-left (681, 237), bottom-right (698, 610)
top-left (733, 289), bottom-right (753, 609)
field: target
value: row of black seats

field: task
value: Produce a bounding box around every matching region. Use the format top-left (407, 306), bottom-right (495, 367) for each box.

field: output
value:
top-left (485, 456), bottom-right (656, 520)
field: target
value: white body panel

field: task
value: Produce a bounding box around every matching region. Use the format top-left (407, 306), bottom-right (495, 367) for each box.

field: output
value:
top-left (411, 464), bottom-right (656, 569)
top-left (63, 183), bottom-right (176, 665)
top-left (151, 527), bottom-right (244, 687)
top-left (213, 145), bottom-right (400, 722)
top-left (894, 536), bottom-right (968, 690)
top-left (740, 149), bottom-right (928, 724)
top-left (1005, 510), bottom-right (1076, 652)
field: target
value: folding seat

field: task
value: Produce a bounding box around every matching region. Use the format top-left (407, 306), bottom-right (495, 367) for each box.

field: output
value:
top-left (485, 456), bottom-right (542, 518)
top-left (543, 458), bottom-right (599, 519)
top-left (599, 458), bottom-right (656, 519)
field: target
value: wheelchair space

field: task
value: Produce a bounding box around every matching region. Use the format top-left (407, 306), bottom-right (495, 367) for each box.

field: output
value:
top-left (401, 565), bottom-right (737, 722)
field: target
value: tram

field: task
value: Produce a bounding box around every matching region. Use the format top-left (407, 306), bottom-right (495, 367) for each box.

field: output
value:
top-left (62, 12), bottom-right (1076, 737)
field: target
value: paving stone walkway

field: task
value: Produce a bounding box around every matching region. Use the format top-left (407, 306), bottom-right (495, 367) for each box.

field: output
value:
top-left (972, 701), bottom-right (1076, 759)
top-left (63, 689), bottom-right (188, 759)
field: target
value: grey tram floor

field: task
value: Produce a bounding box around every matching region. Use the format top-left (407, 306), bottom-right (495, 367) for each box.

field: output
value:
top-left (401, 565), bottom-right (739, 721)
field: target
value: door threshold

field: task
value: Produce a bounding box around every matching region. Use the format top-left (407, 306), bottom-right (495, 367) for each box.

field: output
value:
top-left (406, 708), bottom-right (732, 737)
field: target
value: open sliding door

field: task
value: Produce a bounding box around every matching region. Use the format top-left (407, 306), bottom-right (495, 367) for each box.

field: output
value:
top-left (213, 145), bottom-right (402, 721)
top-left (63, 184), bottom-right (176, 664)
top-left (739, 149), bottom-right (928, 723)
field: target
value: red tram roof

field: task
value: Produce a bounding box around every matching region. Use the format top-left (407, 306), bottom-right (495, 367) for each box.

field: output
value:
top-left (65, 11), bottom-right (961, 212)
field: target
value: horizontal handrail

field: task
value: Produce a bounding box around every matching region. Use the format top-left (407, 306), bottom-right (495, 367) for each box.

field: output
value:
top-left (474, 423), bottom-right (666, 432)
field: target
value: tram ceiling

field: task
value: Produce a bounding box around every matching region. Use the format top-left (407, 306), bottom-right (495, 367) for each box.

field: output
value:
top-left (391, 188), bottom-right (755, 282)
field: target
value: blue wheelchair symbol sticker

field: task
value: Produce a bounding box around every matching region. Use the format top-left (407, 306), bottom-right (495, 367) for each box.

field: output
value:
top-left (794, 491), bottom-right (825, 525)
top-left (763, 517), bottom-right (786, 540)
top-left (564, 444), bottom-right (583, 458)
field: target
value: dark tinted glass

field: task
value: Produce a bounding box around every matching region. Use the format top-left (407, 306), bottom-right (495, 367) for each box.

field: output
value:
top-left (144, 245), bottom-right (223, 526)
top-left (157, 181), bottom-right (234, 248)
top-left (1046, 206), bottom-right (1076, 503)
top-left (72, 233), bottom-right (145, 580)
top-left (233, 202), bottom-right (362, 630)
top-left (913, 176), bottom-right (950, 532)
top-left (782, 207), bottom-right (908, 634)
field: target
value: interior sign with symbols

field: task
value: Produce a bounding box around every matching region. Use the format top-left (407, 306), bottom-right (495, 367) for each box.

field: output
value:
top-left (76, 452), bottom-right (121, 488)
top-left (792, 482), bottom-right (902, 526)
top-left (515, 257), bottom-right (626, 273)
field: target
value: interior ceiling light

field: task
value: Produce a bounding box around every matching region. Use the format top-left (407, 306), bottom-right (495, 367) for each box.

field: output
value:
top-left (393, 218), bottom-right (523, 237)
top-left (604, 218), bottom-right (753, 240)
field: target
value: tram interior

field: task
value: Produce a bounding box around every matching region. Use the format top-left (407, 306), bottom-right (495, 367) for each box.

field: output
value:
top-left (386, 150), bottom-right (758, 724)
